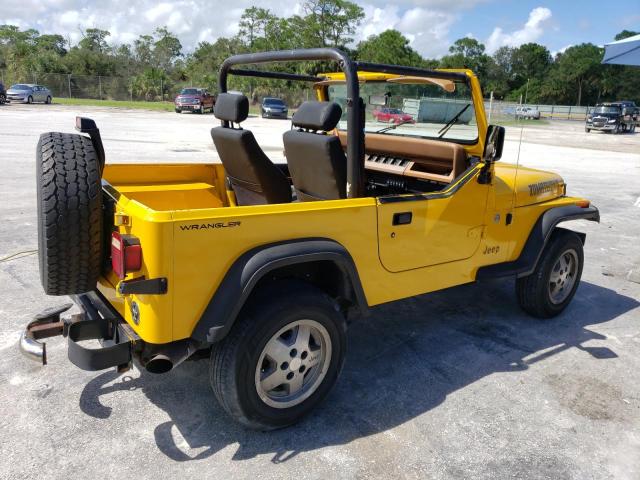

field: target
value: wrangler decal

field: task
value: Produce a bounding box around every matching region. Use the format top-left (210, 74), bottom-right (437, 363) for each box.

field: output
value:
top-left (180, 221), bottom-right (241, 231)
top-left (528, 180), bottom-right (561, 196)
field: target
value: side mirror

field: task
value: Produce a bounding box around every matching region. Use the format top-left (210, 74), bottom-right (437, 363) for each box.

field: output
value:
top-left (483, 125), bottom-right (505, 163)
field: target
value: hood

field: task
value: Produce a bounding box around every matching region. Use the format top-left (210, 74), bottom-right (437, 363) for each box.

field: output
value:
top-left (494, 163), bottom-right (565, 207)
top-left (177, 94), bottom-right (200, 99)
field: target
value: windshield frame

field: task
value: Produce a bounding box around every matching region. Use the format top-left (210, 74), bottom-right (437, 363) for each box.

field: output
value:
top-left (179, 88), bottom-right (201, 95)
top-left (325, 75), bottom-right (479, 146)
top-left (593, 106), bottom-right (620, 115)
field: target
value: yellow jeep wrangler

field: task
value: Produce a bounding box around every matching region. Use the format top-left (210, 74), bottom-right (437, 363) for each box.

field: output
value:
top-left (23, 49), bottom-right (599, 430)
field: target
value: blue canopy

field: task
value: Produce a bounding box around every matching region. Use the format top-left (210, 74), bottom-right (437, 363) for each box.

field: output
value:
top-left (602, 34), bottom-right (640, 66)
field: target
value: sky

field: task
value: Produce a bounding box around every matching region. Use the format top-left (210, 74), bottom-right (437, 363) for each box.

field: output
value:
top-left (1, 0), bottom-right (639, 58)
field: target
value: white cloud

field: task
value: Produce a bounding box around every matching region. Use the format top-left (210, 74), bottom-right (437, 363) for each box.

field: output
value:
top-left (486, 7), bottom-right (552, 53)
top-left (551, 44), bottom-right (572, 57)
top-left (358, 4), bottom-right (460, 58)
top-left (0, 0), bottom-right (482, 58)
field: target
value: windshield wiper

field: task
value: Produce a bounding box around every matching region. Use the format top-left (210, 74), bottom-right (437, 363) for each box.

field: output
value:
top-left (437, 103), bottom-right (471, 139)
top-left (375, 119), bottom-right (414, 134)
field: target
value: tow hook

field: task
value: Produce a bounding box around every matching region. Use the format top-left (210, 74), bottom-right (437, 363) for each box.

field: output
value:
top-left (19, 303), bottom-right (76, 365)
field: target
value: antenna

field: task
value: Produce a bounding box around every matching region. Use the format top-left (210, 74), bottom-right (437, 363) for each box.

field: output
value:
top-left (510, 125), bottom-right (524, 212)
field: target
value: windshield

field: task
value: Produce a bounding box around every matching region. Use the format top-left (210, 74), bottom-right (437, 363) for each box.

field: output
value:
top-left (11, 84), bottom-right (30, 90)
top-left (180, 88), bottom-right (200, 95)
top-left (327, 77), bottom-right (478, 143)
top-left (264, 98), bottom-right (285, 106)
top-left (594, 106), bottom-right (620, 114)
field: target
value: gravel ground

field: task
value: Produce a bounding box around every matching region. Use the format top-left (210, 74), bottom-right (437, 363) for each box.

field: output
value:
top-left (0, 103), bottom-right (639, 480)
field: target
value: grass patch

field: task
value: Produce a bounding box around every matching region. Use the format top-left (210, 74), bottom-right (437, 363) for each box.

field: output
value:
top-left (54, 97), bottom-right (176, 112)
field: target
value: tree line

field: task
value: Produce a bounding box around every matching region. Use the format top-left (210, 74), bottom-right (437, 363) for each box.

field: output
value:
top-left (0, 0), bottom-right (637, 105)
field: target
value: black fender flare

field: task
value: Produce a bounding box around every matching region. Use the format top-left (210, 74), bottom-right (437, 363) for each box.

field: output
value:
top-left (476, 204), bottom-right (600, 280)
top-left (191, 238), bottom-right (368, 343)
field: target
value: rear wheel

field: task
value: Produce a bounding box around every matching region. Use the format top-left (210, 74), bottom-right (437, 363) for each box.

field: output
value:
top-left (175, 108), bottom-right (181, 113)
top-left (585, 126), bottom-right (590, 133)
top-left (516, 229), bottom-right (584, 319)
top-left (210, 281), bottom-right (346, 430)
top-left (45, 96), bottom-right (52, 104)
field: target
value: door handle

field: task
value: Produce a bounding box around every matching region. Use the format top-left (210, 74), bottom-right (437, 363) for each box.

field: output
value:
top-left (392, 212), bottom-right (412, 225)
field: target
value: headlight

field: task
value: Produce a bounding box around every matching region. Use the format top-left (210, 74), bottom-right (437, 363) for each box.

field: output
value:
top-left (608, 119), bottom-right (616, 123)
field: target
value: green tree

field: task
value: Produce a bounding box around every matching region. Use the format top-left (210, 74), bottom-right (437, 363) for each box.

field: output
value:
top-left (543, 43), bottom-right (603, 105)
top-left (301, 0), bottom-right (364, 48)
top-left (356, 30), bottom-right (425, 67)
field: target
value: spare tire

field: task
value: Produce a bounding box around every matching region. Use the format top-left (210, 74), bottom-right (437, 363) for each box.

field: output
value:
top-left (37, 132), bottom-right (103, 295)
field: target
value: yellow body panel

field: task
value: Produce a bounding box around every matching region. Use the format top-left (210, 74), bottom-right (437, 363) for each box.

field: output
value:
top-left (97, 161), bottom-right (588, 345)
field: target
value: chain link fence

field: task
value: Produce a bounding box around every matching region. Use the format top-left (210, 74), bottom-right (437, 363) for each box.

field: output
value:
top-left (0, 70), bottom-right (592, 120)
top-left (485, 99), bottom-right (589, 123)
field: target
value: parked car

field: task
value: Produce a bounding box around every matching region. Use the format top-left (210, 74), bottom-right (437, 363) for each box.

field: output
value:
top-left (174, 88), bottom-right (215, 114)
top-left (585, 103), bottom-right (637, 134)
top-left (261, 97), bottom-right (288, 118)
top-left (6, 84), bottom-right (52, 104)
top-left (0, 82), bottom-right (6, 104)
top-left (372, 107), bottom-right (415, 124)
top-left (611, 101), bottom-right (639, 132)
top-left (515, 106), bottom-right (540, 120)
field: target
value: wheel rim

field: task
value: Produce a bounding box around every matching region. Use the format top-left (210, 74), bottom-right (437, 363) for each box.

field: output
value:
top-left (255, 319), bottom-right (332, 409)
top-left (548, 249), bottom-right (579, 304)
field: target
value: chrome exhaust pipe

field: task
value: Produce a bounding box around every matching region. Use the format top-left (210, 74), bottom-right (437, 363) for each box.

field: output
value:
top-left (20, 331), bottom-right (47, 365)
top-left (145, 340), bottom-right (198, 374)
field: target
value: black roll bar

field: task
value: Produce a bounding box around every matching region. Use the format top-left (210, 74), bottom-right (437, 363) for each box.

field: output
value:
top-left (219, 48), bottom-right (364, 198)
top-left (354, 61), bottom-right (469, 82)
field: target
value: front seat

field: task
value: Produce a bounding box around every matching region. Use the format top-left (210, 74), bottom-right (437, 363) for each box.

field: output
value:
top-left (283, 101), bottom-right (346, 201)
top-left (211, 93), bottom-right (292, 205)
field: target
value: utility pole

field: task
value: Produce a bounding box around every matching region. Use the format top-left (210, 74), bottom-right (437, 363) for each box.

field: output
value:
top-left (67, 74), bottom-right (72, 98)
top-left (524, 78), bottom-right (530, 105)
top-left (488, 91), bottom-right (494, 123)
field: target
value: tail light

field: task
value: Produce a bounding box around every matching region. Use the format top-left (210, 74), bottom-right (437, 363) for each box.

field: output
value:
top-left (111, 232), bottom-right (142, 279)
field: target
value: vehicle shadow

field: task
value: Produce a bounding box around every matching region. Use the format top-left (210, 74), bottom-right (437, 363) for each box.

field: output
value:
top-left (78, 279), bottom-right (639, 463)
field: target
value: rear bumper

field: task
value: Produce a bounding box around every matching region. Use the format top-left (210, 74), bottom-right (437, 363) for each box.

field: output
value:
top-left (20, 291), bottom-right (138, 372)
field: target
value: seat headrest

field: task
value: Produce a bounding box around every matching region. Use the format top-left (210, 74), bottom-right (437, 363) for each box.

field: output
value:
top-left (214, 93), bottom-right (249, 123)
top-left (291, 101), bottom-right (342, 131)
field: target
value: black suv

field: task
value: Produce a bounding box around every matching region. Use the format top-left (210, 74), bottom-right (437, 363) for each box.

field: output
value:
top-left (586, 102), bottom-right (638, 134)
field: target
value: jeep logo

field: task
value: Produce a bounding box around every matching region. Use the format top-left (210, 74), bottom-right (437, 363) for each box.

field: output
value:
top-left (483, 245), bottom-right (500, 255)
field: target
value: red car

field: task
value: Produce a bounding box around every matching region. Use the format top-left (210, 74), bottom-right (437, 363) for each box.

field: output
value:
top-left (174, 88), bottom-right (215, 114)
top-left (372, 107), bottom-right (415, 124)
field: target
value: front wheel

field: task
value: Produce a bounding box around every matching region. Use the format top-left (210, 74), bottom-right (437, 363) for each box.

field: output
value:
top-left (45, 96), bottom-right (52, 104)
top-left (516, 229), bottom-right (584, 319)
top-left (27, 95), bottom-right (33, 104)
top-left (585, 126), bottom-right (590, 133)
top-left (210, 281), bottom-right (346, 430)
